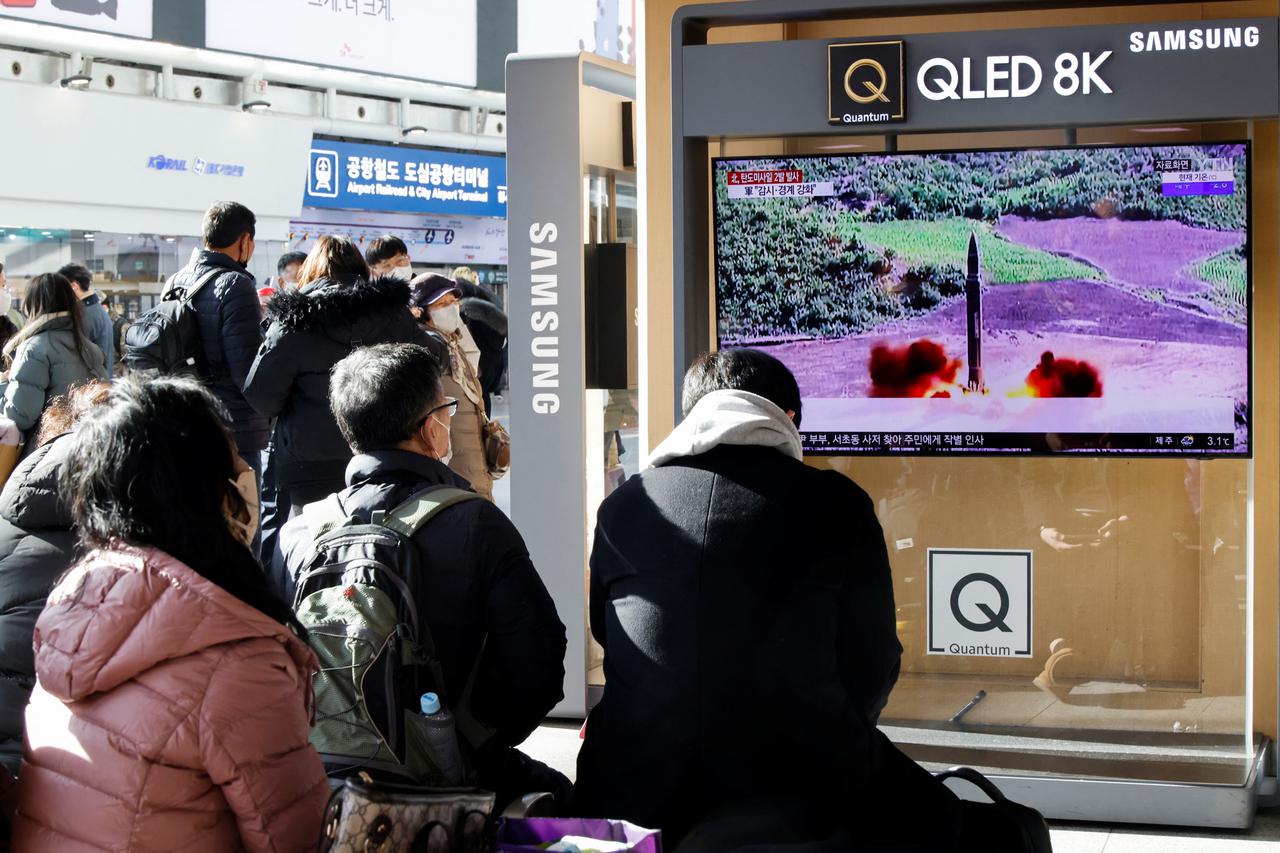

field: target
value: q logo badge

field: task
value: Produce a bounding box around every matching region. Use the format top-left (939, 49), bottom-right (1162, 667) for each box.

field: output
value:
top-left (828, 40), bottom-right (905, 125)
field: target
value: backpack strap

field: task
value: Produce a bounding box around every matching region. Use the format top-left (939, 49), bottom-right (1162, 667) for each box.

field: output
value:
top-left (303, 494), bottom-right (351, 540)
top-left (381, 486), bottom-right (482, 538)
top-left (164, 266), bottom-right (223, 302)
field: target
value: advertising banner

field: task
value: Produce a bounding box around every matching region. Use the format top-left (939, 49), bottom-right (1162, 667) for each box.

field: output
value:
top-left (683, 17), bottom-right (1280, 135)
top-left (0, 83), bottom-right (312, 239)
top-left (305, 139), bottom-right (506, 219)
top-left (0, 0), bottom-right (152, 38)
top-left (206, 0), bottom-right (476, 89)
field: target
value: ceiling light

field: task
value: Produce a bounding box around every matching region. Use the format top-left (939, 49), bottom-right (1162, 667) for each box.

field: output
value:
top-left (815, 143), bottom-right (867, 151)
top-left (241, 74), bottom-right (271, 112)
top-left (60, 51), bottom-right (92, 89)
top-left (1132, 127), bottom-right (1190, 134)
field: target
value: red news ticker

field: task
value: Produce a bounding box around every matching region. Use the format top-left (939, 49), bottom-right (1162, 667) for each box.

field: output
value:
top-left (726, 170), bottom-right (804, 186)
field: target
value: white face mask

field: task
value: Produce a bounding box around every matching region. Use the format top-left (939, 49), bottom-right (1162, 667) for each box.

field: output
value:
top-left (387, 264), bottom-right (414, 283)
top-left (430, 303), bottom-right (463, 335)
top-left (431, 414), bottom-right (453, 465)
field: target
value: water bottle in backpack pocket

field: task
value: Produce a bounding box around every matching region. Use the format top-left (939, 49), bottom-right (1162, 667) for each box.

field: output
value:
top-left (293, 485), bottom-right (483, 784)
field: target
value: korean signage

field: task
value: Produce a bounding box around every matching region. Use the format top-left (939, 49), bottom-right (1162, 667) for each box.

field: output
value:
top-left (928, 549), bottom-right (1033, 658)
top-left (304, 139), bottom-right (506, 219)
top-left (0, 0), bottom-right (152, 38)
top-left (682, 18), bottom-right (1279, 136)
top-left (206, 0), bottom-right (476, 89)
top-left (146, 153), bottom-right (246, 178)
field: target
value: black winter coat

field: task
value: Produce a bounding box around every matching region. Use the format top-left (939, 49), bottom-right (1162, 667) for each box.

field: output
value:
top-left (458, 281), bottom-right (507, 415)
top-left (244, 276), bottom-right (447, 493)
top-left (173, 250), bottom-right (270, 453)
top-left (278, 450), bottom-right (567, 751)
top-left (0, 434), bottom-right (78, 773)
top-left (573, 444), bottom-right (902, 843)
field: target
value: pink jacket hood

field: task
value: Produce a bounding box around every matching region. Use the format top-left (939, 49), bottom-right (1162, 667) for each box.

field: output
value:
top-left (33, 544), bottom-right (316, 705)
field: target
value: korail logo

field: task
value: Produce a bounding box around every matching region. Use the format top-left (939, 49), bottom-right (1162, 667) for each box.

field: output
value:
top-left (310, 149), bottom-right (340, 198)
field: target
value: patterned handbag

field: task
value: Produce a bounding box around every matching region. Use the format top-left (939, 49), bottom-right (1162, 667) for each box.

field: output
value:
top-left (318, 774), bottom-right (496, 853)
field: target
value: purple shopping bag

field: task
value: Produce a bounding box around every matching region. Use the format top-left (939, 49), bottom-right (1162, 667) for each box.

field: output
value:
top-left (495, 817), bottom-right (663, 853)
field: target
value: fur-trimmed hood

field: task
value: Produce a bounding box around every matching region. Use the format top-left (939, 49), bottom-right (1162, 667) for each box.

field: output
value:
top-left (265, 275), bottom-right (412, 334)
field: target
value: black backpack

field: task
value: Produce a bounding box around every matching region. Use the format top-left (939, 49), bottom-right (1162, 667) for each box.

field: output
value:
top-left (122, 266), bottom-right (220, 376)
top-left (294, 484), bottom-right (490, 783)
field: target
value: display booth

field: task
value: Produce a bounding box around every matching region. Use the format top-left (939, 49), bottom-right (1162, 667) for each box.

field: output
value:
top-left (507, 0), bottom-right (1280, 829)
top-left (506, 52), bottom-right (639, 718)
top-left (648, 0), bottom-right (1280, 829)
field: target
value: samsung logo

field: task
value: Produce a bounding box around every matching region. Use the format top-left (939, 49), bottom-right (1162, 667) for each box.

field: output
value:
top-left (529, 222), bottom-right (560, 415)
top-left (1129, 25), bottom-right (1260, 52)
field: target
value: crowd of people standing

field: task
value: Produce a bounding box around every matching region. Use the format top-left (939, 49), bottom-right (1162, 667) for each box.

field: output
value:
top-left (0, 200), bottom-right (1014, 853)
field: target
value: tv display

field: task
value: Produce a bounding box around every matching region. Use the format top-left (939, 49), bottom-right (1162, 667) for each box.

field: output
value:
top-left (713, 143), bottom-right (1251, 456)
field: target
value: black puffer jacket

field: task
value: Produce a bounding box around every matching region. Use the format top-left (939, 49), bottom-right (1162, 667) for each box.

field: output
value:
top-left (244, 276), bottom-right (447, 493)
top-left (172, 249), bottom-right (270, 453)
top-left (0, 433), bottom-right (78, 774)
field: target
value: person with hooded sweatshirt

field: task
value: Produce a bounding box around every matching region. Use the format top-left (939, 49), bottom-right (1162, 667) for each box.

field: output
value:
top-left (0, 273), bottom-right (106, 444)
top-left (0, 381), bottom-right (110, 777)
top-left (574, 349), bottom-right (974, 852)
top-left (243, 236), bottom-right (447, 525)
top-left (12, 375), bottom-right (327, 853)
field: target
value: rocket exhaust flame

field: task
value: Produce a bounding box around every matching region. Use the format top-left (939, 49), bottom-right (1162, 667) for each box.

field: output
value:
top-left (1020, 351), bottom-right (1104, 398)
top-left (869, 340), bottom-right (962, 398)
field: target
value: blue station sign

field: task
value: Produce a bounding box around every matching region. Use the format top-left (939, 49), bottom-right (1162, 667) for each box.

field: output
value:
top-left (304, 139), bottom-right (507, 218)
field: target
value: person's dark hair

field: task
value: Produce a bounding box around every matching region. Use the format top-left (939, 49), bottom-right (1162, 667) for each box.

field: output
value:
top-left (330, 343), bottom-right (442, 453)
top-left (297, 236), bottom-right (369, 287)
top-left (364, 235), bottom-right (409, 269)
top-left (277, 251), bottom-right (307, 275)
top-left (0, 315), bottom-right (18, 353)
top-left (57, 263), bottom-right (93, 291)
top-left (61, 375), bottom-right (303, 633)
top-left (22, 273), bottom-right (96, 372)
top-left (202, 201), bottom-right (256, 249)
top-left (682, 348), bottom-right (803, 427)
top-left (34, 379), bottom-right (111, 448)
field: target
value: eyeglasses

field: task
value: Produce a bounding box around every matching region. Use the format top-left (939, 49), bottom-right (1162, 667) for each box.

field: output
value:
top-left (415, 397), bottom-right (458, 429)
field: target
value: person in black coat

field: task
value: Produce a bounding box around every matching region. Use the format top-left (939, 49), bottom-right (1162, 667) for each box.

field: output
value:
top-left (573, 349), bottom-right (964, 851)
top-left (452, 269), bottom-right (507, 417)
top-left (0, 380), bottom-right (111, 775)
top-left (277, 343), bottom-right (568, 809)
top-left (171, 202), bottom-right (271, 464)
top-left (243, 236), bottom-right (447, 523)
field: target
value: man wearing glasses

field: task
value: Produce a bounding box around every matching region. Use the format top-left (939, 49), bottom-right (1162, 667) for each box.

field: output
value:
top-left (277, 342), bottom-right (570, 808)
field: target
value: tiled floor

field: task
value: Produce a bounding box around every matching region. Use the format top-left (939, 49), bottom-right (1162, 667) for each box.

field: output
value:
top-left (520, 722), bottom-right (1280, 850)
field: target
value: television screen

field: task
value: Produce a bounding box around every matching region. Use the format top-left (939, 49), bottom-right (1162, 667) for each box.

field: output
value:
top-left (713, 143), bottom-right (1251, 456)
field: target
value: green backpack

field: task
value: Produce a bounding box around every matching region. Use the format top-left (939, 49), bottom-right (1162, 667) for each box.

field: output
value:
top-left (294, 485), bottom-right (482, 784)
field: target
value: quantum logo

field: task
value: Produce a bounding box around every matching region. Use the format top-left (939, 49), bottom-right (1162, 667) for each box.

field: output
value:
top-left (828, 40), bottom-right (906, 125)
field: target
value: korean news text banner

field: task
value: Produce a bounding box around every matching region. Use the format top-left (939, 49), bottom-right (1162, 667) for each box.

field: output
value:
top-left (206, 0), bottom-right (476, 89)
top-left (304, 139), bottom-right (507, 219)
top-left (682, 18), bottom-right (1280, 136)
top-left (0, 0), bottom-right (152, 38)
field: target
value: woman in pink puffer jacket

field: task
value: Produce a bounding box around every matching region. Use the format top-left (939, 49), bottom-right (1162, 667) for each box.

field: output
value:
top-left (12, 376), bottom-right (328, 853)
